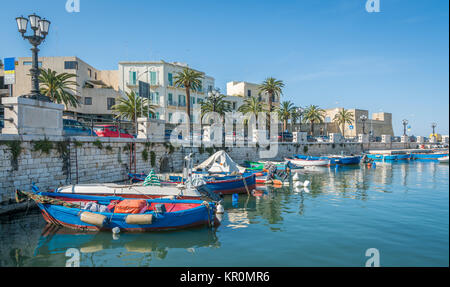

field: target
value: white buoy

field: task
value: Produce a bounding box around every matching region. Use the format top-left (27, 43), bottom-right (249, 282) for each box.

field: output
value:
top-left (216, 203), bottom-right (225, 214)
top-left (292, 173), bottom-right (300, 181)
top-left (112, 227), bottom-right (120, 240)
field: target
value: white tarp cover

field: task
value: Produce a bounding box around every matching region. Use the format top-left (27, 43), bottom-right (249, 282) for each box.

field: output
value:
top-left (195, 150), bottom-right (246, 174)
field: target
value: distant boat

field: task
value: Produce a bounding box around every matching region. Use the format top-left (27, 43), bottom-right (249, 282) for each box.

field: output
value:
top-left (16, 191), bottom-right (218, 232)
top-left (294, 154), bottom-right (361, 165)
top-left (286, 158), bottom-right (331, 167)
top-left (366, 154), bottom-right (411, 161)
top-left (411, 153), bottom-right (448, 160)
top-left (438, 156), bottom-right (449, 163)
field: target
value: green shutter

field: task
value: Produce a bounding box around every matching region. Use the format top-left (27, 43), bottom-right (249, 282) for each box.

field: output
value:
top-left (168, 73), bottom-right (173, 86)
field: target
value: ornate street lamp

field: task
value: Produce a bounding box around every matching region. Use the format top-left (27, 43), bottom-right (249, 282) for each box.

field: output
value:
top-left (15, 14), bottom-right (51, 102)
top-left (402, 119), bottom-right (408, 136)
top-left (360, 114), bottom-right (368, 135)
top-left (431, 122), bottom-right (437, 135)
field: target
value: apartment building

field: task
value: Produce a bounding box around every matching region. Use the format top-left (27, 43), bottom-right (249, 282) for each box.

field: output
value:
top-left (118, 61), bottom-right (216, 123)
top-left (12, 56), bottom-right (120, 120)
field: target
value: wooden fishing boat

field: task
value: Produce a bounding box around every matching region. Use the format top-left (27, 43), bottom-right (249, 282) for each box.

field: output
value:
top-left (53, 183), bottom-right (203, 200)
top-left (203, 173), bottom-right (256, 195)
top-left (285, 158), bottom-right (331, 167)
top-left (16, 190), bottom-right (217, 232)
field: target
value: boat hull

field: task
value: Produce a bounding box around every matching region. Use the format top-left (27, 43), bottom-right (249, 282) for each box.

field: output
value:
top-left (205, 174), bottom-right (256, 195)
top-left (36, 195), bottom-right (216, 232)
top-left (286, 158), bottom-right (331, 167)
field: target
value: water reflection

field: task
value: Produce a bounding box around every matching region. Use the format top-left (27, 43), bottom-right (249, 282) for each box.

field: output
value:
top-left (0, 161), bottom-right (447, 266)
top-left (30, 224), bottom-right (220, 267)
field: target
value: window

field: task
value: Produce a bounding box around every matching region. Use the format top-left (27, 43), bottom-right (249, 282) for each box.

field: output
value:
top-left (150, 92), bottom-right (160, 105)
top-left (168, 93), bottom-right (173, 105)
top-left (178, 95), bottom-right (186, 107)
top-left (150, 71), bottom-right (157, 85)
top-left (168, 113), bottom-right (173, 122)
top-left (23, 61), bottom-right (42, 67)
top-left (168, 73), bottom-right (173, 86)
top-left (88, 68), bottom-right (92, 78)
top-left (107, 98), bottom-right (116, 110)
top-left (95, 72), bottom-right (97, 80)
top-left (232, 102), bottom-right (236, 110)
top-left (84, 97), bottom-right (92, 105)
top-left (191, 97), bottom-right (195, 105)
top-left (129, 71), bottom-right (137, 85)
top-left (247, 90), bottom-right (251, 97)
top-left (64, 61), bottom-right (78, 70)
top-left (208, 85), bottom-right (213, 92)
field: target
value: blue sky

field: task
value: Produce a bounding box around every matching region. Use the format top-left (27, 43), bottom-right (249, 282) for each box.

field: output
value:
top-left (1, 0), bottom-right (448, 136)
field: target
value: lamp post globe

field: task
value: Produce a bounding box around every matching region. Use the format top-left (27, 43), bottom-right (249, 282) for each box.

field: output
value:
top-left (16, 13), bottom-right (51, 102)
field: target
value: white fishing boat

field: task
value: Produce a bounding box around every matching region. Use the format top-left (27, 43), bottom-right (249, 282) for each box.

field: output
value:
top-left (285, 158), bottom-right (331, 167)
top-left (438, 156), bottom-right (449, 163)
top-left (50, 154), bottom-right (215, 200)
top-left (53, 183), bottom-right (203, 199)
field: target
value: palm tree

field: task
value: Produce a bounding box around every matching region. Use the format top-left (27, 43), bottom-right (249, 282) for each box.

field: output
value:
top-left (276, 101), bottom-right (296, 132)
top-left (112, 91), bottom-right (156, 122)
top-left (200, 90), bottom-right (232, 145)
top-left (290, 107), bottom-right (303, 132)
top-left (258, 77), bottom-right (284, 134)
top-left (174, 68), bottom-right (203, 140)
top-left (333, 108), bottom-right (354, 138)
top-left (302, 105), bottom-right (326, 136)
top-left (39, 68), bottom-right (79, 108)
top-left (238, 96), bottom-right (268, 130)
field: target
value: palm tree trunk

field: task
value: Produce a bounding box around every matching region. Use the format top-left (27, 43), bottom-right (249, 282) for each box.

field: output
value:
top-left (185, 87), bottom-right (192, 144)
top-left (268, 92), bottom-right (273, 138)
top-left (310, 122), bottom-right (314, 136)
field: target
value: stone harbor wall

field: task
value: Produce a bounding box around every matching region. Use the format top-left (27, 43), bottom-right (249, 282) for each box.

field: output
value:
top-left (0, 134), bottom-right (420, 214)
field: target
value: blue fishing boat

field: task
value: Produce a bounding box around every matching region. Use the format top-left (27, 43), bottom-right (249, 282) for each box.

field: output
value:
top-left (16, 190), bottom-right (217, 232)
top-left (411, 153), bottom-right (448, 160)
top-left (294, 154), bottom-right (361, 165)
top-left (128, 172), bottom-right (147, 182)
top-left (366, 154), bottom-right (411, 161)
top-left (203, 173), bottom-right (256, 195)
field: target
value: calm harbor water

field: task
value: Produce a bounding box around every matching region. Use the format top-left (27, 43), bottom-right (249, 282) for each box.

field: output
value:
top-left (0, 160), bottom-right (448, 267)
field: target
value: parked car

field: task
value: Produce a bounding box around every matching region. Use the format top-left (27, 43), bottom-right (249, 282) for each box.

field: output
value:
top-left (165, 129), bottom-right (183, 141)
top-left (316, 136), bottom-right (329, 143)
top-left (63, 119), bottom-right (97, 137)
top-left (278, 132), bottom-right (293, 142)
top-left (93, 125), bottom-right (133, 138)
top-left (307, 135), bottom-right (317, 142)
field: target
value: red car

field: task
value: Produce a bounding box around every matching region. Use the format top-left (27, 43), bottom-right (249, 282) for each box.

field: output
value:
top-left (93, 125), bottom-right (134, 138)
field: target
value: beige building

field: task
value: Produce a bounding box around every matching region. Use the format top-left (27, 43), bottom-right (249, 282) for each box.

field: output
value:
top-left (226, 81), bottom-right (281, 108)
top-left (12, 56), bottom-right (120, 120)
top-left (317, 108), bottom-right (394, 138)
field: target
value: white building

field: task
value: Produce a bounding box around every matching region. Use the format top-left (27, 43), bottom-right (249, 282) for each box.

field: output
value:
top-left (118, 61), bottom-right (215, 123)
